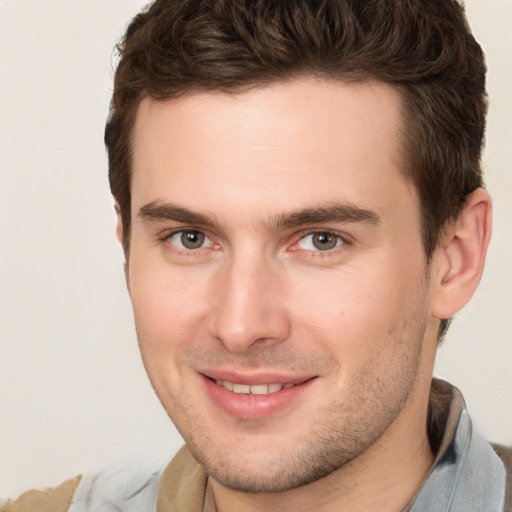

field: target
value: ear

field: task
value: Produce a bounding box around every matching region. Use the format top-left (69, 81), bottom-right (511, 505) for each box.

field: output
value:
top-left (430, 188), bottom-right (492, 320)
top-left (114, 200), bottom-right (130, 291)
top-left (114, 201), bottom-right (124, 245)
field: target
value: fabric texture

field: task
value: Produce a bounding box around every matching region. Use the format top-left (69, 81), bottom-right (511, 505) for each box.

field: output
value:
top-left (67, 464), bottom-right (163, 512)
top-left (2, 379), bottom-right (510, 512)
top-left (2, 476), bottom-right (81, 512)
top-left (493, 444), bottom-right (512, 512)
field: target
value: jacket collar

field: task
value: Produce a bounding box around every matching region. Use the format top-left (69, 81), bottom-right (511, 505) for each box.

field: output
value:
top-left (156, 379), bottom-right (506, 512)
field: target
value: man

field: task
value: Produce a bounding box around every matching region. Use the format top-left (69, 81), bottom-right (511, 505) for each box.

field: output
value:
top-left (3, 0), bottom-right (510, 511)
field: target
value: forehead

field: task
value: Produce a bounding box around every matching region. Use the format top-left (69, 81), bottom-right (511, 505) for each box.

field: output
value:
top-left (130, 78), bottom-right (413, 224)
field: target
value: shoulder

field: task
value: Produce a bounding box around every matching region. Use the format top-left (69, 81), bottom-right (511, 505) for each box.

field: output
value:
top-left (1, 476), bottom-right (81, 512)
top-left (157, 445), bottom-right (207, 512)
top-left (1, 457), bottom-right (166, 512)
top-left (493, 444), bottom-right (512, 512)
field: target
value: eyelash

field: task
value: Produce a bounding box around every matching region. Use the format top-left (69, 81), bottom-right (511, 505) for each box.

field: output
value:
top-left (160, 228), bottom-right (349, 256)
top-left (162, 229), bottom-right (218, 255)
top-left (291, 230), bottom-right (346, 255)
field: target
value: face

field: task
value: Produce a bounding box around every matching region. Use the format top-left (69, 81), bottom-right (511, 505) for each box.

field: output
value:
top-left (127, 78), bottom-right (437, 493)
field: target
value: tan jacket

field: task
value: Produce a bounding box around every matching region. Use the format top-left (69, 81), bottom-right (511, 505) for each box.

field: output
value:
top-left (3, 444), bottom-right (511, 512)
top-left (3, 380), bottom-right (511, 512)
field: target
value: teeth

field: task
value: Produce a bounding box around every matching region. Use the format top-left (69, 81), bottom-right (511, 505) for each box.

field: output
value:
top-left (232, 383), bottom-right (251, 394)
top-left (214, 380), bottom-right (296, 395)
top-left (250, 384), bottom-right (270, 395)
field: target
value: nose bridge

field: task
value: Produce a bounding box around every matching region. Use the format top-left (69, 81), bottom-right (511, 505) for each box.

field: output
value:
top-left (208, 247), bottom-right (289, 352)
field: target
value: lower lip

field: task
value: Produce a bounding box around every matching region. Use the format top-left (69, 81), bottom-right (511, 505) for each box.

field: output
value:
top-left (201, 375), bottom-right (314, 420)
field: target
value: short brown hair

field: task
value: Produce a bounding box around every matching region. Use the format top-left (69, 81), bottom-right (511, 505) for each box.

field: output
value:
top-left (105, 0), bottom-right (487, 336)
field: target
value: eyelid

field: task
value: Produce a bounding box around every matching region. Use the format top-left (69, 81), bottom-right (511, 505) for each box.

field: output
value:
top-left (159, 226), bottom-right (350, 254)
top-left (163, 227), bottom-right (218, 251)
top-left (301, 233), bottom-right (342, 249)
top-left (289, 229), bottom-right (349, 253)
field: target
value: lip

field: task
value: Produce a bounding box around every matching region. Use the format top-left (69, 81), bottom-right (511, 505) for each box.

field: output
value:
top-left (199, 369), bottom-right (316, 420)
top-left (200, 368), bottom-right (313, 386)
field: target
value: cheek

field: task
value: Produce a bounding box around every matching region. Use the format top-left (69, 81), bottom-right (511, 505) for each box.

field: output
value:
top-left (287, 261), bottom-right (426, 357)
top-left (128, 267), bottom-right (208, 401)
top-left (288, 266), bottom-right (391, 327)
top-left (128, 261), bottom-right (208, 351)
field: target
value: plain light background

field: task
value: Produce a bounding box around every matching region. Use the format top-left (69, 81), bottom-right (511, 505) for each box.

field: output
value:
top-left (0, 0), bottom-right (511, 499)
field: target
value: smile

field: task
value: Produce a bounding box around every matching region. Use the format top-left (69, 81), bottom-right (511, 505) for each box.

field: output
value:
top-left (203, 374), bottom-right (316, 419)
top-left (215, 380), bottom-right (296, 395)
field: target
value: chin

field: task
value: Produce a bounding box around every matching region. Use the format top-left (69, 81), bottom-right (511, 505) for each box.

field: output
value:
top-left (183, 427), bottom-right (364, 494)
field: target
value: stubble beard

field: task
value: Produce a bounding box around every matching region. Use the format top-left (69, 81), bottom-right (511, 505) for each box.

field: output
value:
top-left (154, 313), bottom-right (428, 495)
top-left (137, 270), bottom-right (431, 494)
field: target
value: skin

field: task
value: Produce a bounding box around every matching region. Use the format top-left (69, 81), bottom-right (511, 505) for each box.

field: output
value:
top-left (120, 78), bottom-right (491, 511)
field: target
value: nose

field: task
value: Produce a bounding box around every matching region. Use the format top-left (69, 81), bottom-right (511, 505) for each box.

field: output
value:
top-left (207, 251), bottom-right (291, 352)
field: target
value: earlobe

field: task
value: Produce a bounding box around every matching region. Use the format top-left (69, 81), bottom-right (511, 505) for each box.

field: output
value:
top-left (114, 200), bottom-right (130, 292)
top-left (115, 201), bottom-right (124, 245)
top-left (431, 188), bottom-right (492, 320)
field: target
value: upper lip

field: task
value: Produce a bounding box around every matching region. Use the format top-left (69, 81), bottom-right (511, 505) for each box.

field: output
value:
top-left (198, 368), bottom-right (315, 386)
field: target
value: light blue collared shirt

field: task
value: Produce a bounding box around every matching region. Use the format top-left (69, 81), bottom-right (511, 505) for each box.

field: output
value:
top-left (409, 406), bottom-right (506, 511)
top-left (65, 381), bottom-right (507, 512)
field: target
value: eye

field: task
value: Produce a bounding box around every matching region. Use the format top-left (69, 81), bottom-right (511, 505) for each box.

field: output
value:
top-left (168, 230), bottom-right (213, 250)
top-left (297, 232), bottom-right (343, 251)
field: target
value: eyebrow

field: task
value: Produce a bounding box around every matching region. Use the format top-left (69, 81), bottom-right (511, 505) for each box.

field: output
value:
top-left (138, 200), bottom-right (381, 231)
top-left (139, 201), bottom-right (221, 228)
top-left (266, 203), bottom-right (381, 230)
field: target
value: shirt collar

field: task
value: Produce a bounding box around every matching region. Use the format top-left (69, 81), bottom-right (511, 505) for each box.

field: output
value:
top-left (157, 379), bottom-right (506, 512)
top-left (407, 379), bottom-right (506, 511)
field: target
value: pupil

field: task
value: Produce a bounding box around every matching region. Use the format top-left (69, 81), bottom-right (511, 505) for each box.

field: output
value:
top-left (313, 233), bottom-right (337, 250)
top-left (181, 231), bottom-right (205, 249)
